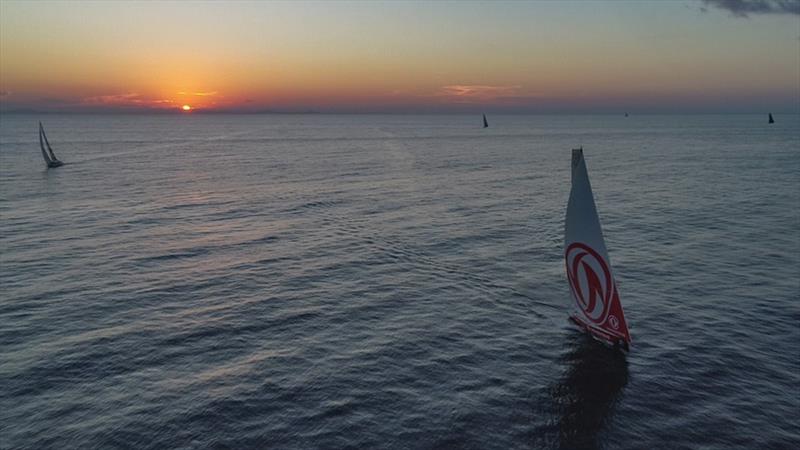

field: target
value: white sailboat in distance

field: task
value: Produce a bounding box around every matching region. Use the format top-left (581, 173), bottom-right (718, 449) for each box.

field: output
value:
top-left (39, 122), bottom-right (64, 168)
top-left (564, 147), bottom-right (631, 351)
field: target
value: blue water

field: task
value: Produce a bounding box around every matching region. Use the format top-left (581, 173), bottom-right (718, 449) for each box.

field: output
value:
top-left (1, 114), bottom-right (798, 449)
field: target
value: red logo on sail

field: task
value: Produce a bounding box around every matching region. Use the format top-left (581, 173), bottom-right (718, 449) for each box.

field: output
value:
top-left (565, 242), bottom-right (615, 325)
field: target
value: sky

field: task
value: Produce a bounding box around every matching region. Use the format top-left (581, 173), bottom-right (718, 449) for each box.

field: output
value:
top-left (1, 0), bottom-right (798, 113)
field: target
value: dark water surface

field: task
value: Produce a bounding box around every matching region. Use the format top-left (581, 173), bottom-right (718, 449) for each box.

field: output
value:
top-left (1, 114), bottom-right (798, 449)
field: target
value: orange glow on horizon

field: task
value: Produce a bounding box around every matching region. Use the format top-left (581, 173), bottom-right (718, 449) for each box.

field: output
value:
top-left (0, 1), bottom-right (797, 113)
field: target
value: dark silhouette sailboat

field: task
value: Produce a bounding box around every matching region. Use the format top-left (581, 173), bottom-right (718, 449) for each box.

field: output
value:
top-left (768, 113), bottom-right (774, 124)
top-left (482, 114), bottom-right (488, 128)
top-left (39, 122), bottom-right (63, 168)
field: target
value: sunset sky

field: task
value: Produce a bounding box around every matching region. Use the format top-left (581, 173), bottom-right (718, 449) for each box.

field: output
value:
top-left (1, 0), bottom-right (798, 113)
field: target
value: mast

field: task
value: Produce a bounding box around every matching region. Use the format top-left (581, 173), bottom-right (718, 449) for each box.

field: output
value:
top-left (565, 148), bottom-right (631, 350)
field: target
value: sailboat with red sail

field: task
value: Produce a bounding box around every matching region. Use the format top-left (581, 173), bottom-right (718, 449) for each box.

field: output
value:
top-left (564, 148), bottom-right (631, 351)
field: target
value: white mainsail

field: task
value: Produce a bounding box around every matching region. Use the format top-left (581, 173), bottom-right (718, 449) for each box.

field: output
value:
top-left (564, 148), bottom-right (631, 350)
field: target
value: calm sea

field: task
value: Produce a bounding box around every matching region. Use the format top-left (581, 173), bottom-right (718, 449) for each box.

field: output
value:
top-left (1, 114), bottom-right (798, 449)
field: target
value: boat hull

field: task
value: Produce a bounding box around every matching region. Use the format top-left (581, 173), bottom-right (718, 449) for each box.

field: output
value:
top-left (564, 148), bottom-right (631, 351)
top-left (569, 315), bottom-right (630, 352)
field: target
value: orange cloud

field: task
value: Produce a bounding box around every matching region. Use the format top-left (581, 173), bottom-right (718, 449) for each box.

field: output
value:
top-left (177, 91), bottom-right (219, 97)
top-left (81, 92), bottom-right (174, 108)
top-left (437, 84), bottom-right (522, 102)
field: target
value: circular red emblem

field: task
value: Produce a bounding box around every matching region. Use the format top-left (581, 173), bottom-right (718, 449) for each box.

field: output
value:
top-left (565, 242), bottom-right (614, 324)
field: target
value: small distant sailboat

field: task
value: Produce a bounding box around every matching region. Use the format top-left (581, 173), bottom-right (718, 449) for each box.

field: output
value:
top-left (564, 147), bottom-right (631, 351)
top-left (624, 112), bottom-right (629, 117)
top-left (768, 113), bottom-right (774, 124)
top-left (39, 122), bottom-right (63, 168)
top-left (482, 114), bottom-right (489, 128)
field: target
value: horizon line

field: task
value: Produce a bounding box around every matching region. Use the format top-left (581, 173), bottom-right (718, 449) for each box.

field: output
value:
top-left (2, 109), bottom-right (798, 116)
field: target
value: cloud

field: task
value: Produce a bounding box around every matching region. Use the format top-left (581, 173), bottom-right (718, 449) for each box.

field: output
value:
top-left (82, 92), bottom-right (174, 108)
top-left (177, 91), bottom-right (218, 96)
top-left (436, 85), bottom-right (523, 103)
top-left (700, 0), bottom-right (800, 17)
top-left (82, 92), bottom-right (143, 105)
top-left (41, 96), bottom-right (78, 105)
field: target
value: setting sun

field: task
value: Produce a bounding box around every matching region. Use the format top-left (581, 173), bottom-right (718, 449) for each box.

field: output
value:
top-left (181, 105), bottom-right (192, 111)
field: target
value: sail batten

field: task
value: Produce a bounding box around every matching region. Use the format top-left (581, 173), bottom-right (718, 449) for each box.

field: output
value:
top-left (564, 148), bottom-right (630, 351)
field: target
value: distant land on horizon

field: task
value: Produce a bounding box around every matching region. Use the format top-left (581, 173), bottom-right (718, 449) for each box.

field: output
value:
top-left (2, 107), bottom-right (798, 116)
top-left (0, 107), bottom-right (323, 115)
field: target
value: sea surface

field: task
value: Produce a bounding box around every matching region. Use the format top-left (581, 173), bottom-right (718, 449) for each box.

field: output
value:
top-left (1, 113), bottom-right (798, 449)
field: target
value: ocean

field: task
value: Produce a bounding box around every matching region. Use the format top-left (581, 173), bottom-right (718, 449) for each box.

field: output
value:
top-left (1, 113), bottom-right (798, 449)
